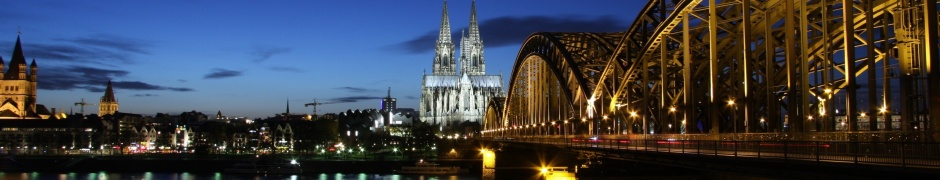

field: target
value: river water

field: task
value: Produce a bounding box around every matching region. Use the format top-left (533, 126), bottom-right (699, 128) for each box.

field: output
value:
top-left (0, 172), bottom-right (481, 180)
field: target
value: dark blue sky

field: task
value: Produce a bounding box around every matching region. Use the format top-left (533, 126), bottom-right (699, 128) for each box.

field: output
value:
top-left (0, 0), bottom-right (641, 118)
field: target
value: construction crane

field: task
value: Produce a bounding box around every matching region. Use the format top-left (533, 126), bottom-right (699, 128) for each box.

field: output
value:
top-left (304, 99), bottom-right (324, 116)
top-left (74, 98), bottom-right (90, 115)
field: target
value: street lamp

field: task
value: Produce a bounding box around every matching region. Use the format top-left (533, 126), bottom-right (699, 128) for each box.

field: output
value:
top-left (563, 119), bottom-right (569, 139)
top-left (629, 111), bottom-right (638, 134)
top-left (669, 106), bottom-right (676, 134)
top-left (727, 99), bottom-right (736, 140)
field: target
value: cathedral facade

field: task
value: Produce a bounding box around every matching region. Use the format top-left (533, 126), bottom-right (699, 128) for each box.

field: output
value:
top-left (0, 35), bottom-right (45, 119)
top-left (420, 0), bottom-right (504, 126)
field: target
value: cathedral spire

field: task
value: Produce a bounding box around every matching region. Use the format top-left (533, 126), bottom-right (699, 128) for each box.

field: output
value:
top-left (460, 0), bottom-right (486, 76)
top-left (387, 87), bottom-right (391, 98)
top-left (468, 0), bottom-right (480, 40)
top-left (432, 0), bottom-right (456, 76)
top-left (5, 35), bottom-right (28, 80)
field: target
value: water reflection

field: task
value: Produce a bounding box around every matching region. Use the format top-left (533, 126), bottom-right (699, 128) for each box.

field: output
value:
top-left (0, 172), bottom-right (475, 180)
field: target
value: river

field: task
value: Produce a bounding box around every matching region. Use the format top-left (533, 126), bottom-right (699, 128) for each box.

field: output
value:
top-left (0, 172), bottom-right (481, 180)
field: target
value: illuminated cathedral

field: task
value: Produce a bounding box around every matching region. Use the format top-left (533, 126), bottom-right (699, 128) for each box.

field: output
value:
top-left (0, 35), bottom-right (50, 119)
top-left (420, 0), bottom-right (504, 126)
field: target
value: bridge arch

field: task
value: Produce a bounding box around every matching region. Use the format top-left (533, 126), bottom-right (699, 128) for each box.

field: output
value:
top-left (483, 32), bottom-right (622, 137)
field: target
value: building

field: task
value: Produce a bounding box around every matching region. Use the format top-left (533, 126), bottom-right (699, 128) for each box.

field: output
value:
top-left (381, 87), bottom-right (396, 112)
top-left (420, 0), bottom-right (503, 128)
top-left (99, 80), bottom-right (119, 116)
top-left (378, 88), bottom-right (417, 128)
top-left (0, 35), bottom-right (51, 119)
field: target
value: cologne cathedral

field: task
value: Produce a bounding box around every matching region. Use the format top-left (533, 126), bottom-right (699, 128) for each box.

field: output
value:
top-left (0, 35), bottom-right (50, 119)
top-left (420, 0), bottom-right (504, 127)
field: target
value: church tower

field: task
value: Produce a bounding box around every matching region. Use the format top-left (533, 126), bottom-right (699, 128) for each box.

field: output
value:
top-left (459, 0), bottom-right (485, 76)
top-left (432, 0), bottom-right (457, 75)
top-left (99, 80), bottom-right (119, 115)
top-left (0, 34), bottom-right (40, 119)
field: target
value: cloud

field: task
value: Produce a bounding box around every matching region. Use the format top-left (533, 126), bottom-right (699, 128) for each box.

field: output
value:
top-left (322, 96), bottom-right (384, 104)
top-left (113, 81), bottom-right (192, 91)
top-left (177, 79), bottom-right (188, 83)
top-left (404, 95), bottom-right (418, 100)
top-left (333, 87), bottom-right (377, 93)
top-left (38, 65), bottom-right (193, 92)
top-left (55, 34), bottom-right (152, 54)
top-left (23, 43), bottom-right (132, 64)
top-left (250, 47), bottom-right (292, 62)
top-left (8, 34), bottom-right (153, 64)
top-left (203, 68), bottom-right (242, 79)
top-left (133, 94), bottom-right (158, 97)
top-left (393, 15), bottom-right (627, 53)
top-left (269, 66), bottom-right (304, 73)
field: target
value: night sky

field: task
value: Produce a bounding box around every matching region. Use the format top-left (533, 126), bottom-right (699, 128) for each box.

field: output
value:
top-left (0, 0), bottom-right (641, 118)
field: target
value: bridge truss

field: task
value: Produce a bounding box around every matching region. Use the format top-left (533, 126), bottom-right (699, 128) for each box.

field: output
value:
top-left (483, 0), bottom-right (940, 140)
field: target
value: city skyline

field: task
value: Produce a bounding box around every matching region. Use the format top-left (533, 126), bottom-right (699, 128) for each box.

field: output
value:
top-left (0, 0), bottom-right (638, 118)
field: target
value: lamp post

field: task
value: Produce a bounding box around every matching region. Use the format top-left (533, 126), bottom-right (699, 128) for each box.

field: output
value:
top-left (564, 119), bottom-right (569, 140)
top-left (669, 107), bottom-right (676, 134)
top-left (629, 111), bottom-right (638, 134)
top-left (728, 99), bottom-right (736, 140)
top-left (859, 113), bottom-right (866, 131)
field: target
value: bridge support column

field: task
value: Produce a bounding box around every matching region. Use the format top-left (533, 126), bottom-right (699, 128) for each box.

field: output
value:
top-left (924, 0), bottom-right (940, 141)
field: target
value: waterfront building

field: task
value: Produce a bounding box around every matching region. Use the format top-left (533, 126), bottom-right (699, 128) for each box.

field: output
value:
top-left (0, 117), bottom-right (106, 155)
top-left (274, 123), bottom-right (293, 153)
top-left (0, 35), bottom-right (51, 119)
top-left (171, 125), bottom-right (195, 151)
top-left (98, 80), bottom-right (118, 116)
top-left (378, 88), bottom-right (418, 129)
top-left (420, 0), bottom-right (504, 129)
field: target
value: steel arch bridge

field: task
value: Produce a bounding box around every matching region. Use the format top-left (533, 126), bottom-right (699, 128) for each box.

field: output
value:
top-left (483, 0), bottom-right (940, 141)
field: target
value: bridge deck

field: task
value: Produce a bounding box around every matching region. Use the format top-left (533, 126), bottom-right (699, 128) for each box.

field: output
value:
top-left (488, 137), bottom-right (940, 169)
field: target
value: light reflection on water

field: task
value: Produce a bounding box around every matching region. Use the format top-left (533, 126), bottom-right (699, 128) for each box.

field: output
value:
top-left (0, 172), bottom-right (477, 180)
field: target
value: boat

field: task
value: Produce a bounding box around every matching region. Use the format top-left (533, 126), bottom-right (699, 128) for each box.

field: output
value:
top-left (395, 159), bottom-right (461, 175)
top-left (224, 157), bottom-right (302, 174)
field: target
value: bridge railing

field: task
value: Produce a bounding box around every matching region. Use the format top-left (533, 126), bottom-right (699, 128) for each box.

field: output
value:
top-left (487, 137), bottom-right (940, 168)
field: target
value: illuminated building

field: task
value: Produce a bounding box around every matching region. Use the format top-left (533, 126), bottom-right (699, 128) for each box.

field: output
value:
top-left (0, 35), bottom-right (51, 119)
top-left (98, 80), bottom-right (119, 116)
top-left (420, 0), bottom-right (504, 128)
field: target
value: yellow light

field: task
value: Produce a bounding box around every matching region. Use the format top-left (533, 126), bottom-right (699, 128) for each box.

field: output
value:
top-left (629, 111), bottom-right (637, 117)
top-left (669, 107), bottom-right (676, 112)
top-left (603, 115), bottom-right (608, 120)
top-left (727, 99), bottom-right (735, 105)
top-left (824, 88), bottom-right (832, 94)
top-left (860, 113), bottom-right (866, 117)
top-left (540, 167), bottom-right (548, 174)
